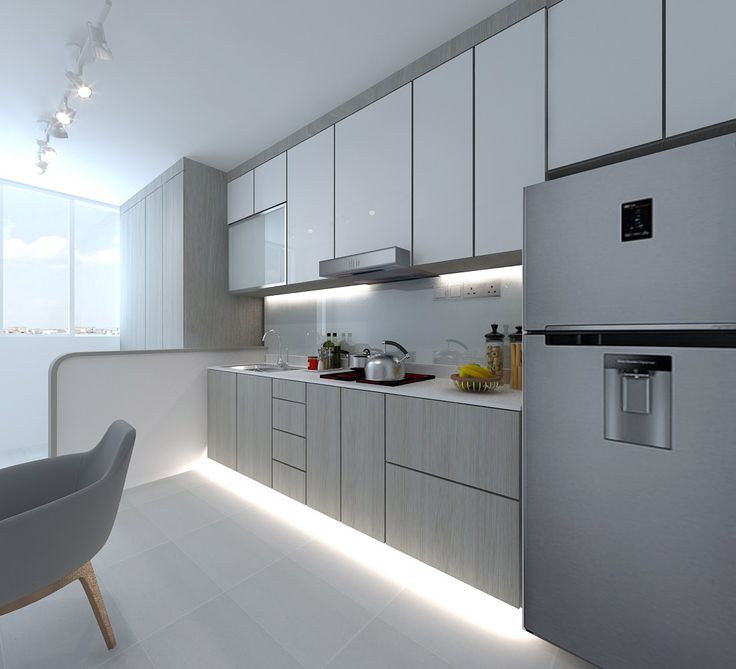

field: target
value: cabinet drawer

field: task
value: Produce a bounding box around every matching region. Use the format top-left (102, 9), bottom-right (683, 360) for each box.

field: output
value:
top-left (386, 396), bottom-right (520, 499)
top-left (272, 460), bottom-right (306, 504)
top-left (273, 379), bottom-right (306, 404)
top-left (272, 398), bottom-right (306, 437)
top-left (273, 429), bottom-right (306, 471)
top-left (386, 464), bottom-right (520, 606)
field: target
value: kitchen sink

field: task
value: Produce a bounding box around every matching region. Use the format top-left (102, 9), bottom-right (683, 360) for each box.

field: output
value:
top-left (228, 364), bottom-right (302, 372)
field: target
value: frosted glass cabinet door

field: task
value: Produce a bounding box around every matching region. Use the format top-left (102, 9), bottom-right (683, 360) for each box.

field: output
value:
top-left (287, 128), bottom-right (334, 283)
top-left (475, 10), bottom-right (545, 256)
top-left (666, 0), bottom-right (736, 136)
top-left (335, 85), bottom-right (412, 257)
top-left (547, 0), bottom-right (662, 169)
top-left (227, 170), bottom-right (254, 224)
top-left (228, 205), bottom-right (285, 291)
top-left (413, 51), bottom-right (473, 265)
top-left (254, 153), bottom-right (286, 214)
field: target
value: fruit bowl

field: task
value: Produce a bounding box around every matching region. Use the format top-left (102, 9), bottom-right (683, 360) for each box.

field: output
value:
top-left (451, 373), bottom-right (502, 393)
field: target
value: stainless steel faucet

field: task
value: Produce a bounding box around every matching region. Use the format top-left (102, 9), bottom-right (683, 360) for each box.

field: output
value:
top-left (262, 329), bottom-right (286, 368)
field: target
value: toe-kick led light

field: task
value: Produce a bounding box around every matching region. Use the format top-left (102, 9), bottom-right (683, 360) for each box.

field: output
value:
top-left (197, 458), bottom-right (527, 639)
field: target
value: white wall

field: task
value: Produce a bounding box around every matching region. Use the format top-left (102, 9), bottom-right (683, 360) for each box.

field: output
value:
top-left (52, 348), bottom-right (264, 488)
top-left (0, 336), bottom-right (119, 467)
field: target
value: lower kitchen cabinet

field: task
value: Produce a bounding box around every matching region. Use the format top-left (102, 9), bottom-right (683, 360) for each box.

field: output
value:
top-left (272, 460), bottom-right (306, 504)
top-left (236, 375), bottom-right (272, 486)
top-left (386, 463), bottom-right (521, 607)
top-left (306, 385), bottom-right (341, 520)
top-left (207, 370), bottom-right (236, 469)
top-left (386, 396), bottom-right (520, 499)
top-left (341, 388), bottom-right (385, 541)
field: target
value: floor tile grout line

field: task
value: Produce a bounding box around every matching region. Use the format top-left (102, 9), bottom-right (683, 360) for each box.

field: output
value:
top-left (131, 549), bottom-right (296, 647)
top-left (220, 589), bottom-right (310, 669)
top-left (316, 587), bottom-right (407, 668)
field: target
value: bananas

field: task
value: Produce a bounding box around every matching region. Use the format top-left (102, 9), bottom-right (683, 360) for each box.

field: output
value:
top-left (458, 364), bottom-right (494, 379)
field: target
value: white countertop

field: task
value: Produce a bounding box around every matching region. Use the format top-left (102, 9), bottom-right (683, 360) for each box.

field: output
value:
top-left (208, 365), bottom-right (522, 411)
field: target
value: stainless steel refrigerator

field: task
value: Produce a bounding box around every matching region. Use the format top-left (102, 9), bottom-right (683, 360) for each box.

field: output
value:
top-left (523, 133), bottom-right (736, 669)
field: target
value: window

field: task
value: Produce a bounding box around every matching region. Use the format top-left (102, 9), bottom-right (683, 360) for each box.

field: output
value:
top-left (0, 181), bottom-right (119, 335)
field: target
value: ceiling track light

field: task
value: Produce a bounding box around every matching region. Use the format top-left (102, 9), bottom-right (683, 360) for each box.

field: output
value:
top-left (55, 98), bottom-right (76, 126)
top-left (32, 0), bottom-right (113, 175)
top-left (66, 71), bottom-right (93, 99)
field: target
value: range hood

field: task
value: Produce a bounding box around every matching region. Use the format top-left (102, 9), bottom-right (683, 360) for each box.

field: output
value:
top-left (319, 247), bottom-right (432, 283)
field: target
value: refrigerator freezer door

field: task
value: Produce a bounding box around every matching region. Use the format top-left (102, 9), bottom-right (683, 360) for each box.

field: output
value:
top-left (524, 133), bottom-right (736, 330)
top-left (523, 335), bottom-right (736, 669)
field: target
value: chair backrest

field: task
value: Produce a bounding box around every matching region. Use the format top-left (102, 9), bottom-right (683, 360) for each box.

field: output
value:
top-left (77, 419), bottom-right (136, 491)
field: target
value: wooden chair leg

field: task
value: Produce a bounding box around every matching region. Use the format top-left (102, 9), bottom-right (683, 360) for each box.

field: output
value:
top-left (78, 561), bottom-right (117, 650)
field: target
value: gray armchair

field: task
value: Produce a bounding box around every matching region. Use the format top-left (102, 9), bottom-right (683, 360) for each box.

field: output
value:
top-left (0, 420), bottom-right (136, 649)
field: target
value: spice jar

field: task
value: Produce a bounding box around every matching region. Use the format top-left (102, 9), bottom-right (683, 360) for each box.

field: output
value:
top-left (484, 323), bottom-right (505, 381)
top-left (509, 326), bottom-right (523, 390)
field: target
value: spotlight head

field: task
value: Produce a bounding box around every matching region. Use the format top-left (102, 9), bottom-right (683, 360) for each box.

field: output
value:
top-left (87, 22), bottom-right (113, 61)
top-left (48, 120), bottom-right (69, 139)
top-left (66, 71), bottom-right (93, 99)
top-left (37, 139), bottom-right (58, 162)
top-left (33, 160), bottom-right (48, 175)
top-left (55, 101), bottom-right (76, 126)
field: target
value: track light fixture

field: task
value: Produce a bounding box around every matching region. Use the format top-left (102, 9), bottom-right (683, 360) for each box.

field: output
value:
top-left (48, 120), bottom-right (69, 139)
top-left (66, 71), bottom-right (93, 99)
top-left (55, 99), bottom-right (76, 126)
top-left (37, 139), bottom-right (58, 163)
top-left (32, 0), bottom-right (113, 175)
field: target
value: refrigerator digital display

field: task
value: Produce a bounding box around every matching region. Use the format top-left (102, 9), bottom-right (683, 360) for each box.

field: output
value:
top-left (621, 198), bottom-right (653, 241)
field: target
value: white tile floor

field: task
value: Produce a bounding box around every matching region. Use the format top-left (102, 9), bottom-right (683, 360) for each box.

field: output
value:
top-left (0, 469), bottom-right (595, 669)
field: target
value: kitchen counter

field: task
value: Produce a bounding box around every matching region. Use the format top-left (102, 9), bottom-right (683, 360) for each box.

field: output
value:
top-left (208, 365), bottom-right (522, 411)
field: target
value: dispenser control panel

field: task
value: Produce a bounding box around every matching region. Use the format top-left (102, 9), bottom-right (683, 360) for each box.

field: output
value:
top-left (621, 198), bottom-right (653, 242)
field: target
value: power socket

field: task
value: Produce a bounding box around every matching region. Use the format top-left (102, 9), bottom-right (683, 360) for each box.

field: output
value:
top-left (464, 280), bottom-right (501, 298)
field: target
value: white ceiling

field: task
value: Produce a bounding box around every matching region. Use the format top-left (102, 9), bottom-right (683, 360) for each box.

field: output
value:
top-left (1, 0), bottom-right (508, 205)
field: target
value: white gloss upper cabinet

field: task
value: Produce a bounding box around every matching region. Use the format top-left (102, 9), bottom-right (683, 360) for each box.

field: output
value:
top-left (335, 85), bottom-right (412, 258)
top-left (475, 10), bottom-right (545, 256)
top-left (287, 128), bottom-right (334, 284)
top-left (255, 153), bottom-right (286, 213)
top-left (666, 0), bottom-right (736, 136)
top-left (547, 0), bottom-right (662, 169)
top-left (227, 170), bottom-right (253, 224)
top-left (413, 51), bottom-right (473, 265)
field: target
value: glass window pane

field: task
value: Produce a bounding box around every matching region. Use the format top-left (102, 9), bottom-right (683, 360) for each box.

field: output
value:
top-left (74, 202), bottom-right (120, 334)
top-left (2, 186), bottom-right (70, 333)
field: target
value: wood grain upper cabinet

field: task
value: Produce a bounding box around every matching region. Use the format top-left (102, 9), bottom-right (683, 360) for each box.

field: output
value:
top-left (547, 0), bottom-right (662, 169)
top-left (120, 199), bottom-right (146, 350)
top-left (161, 172), bottom-right (184, 349)
top-left (287, 128), bottom-right (334, 284)
top-left (254, 153), bottom-right (286, 213)
top-left (335, 85), bottom-right (412, 258)
top-left (227, 170), bottom-right (254, 224)
top-left (236, 375), bottom-right (272, 486)
top-left (340, 389), bottom-right (385, 541)
top-left (207, 370), bottom-right (236, 469)
top-left (666, 0), bottom-right (736, 136)
top-left (475, 10), bottom-right (545, 256)
top-left (144, 189), bottom-right (163, 350)
top-left (412, 51), bottom-right (473, 265)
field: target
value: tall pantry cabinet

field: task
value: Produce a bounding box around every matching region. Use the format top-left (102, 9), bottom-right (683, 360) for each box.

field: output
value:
top-left (120, 158), bottom-right (262, 350)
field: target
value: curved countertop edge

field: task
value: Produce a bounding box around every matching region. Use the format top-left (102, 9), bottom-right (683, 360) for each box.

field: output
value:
top-left (48, 346), bottom-right (265, 457)
top-left (209, 365), bottom-right (523, 412)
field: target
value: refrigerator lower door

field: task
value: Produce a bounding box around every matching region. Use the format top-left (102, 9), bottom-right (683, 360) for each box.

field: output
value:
top-left (523, 335), bottom-right (736, 669)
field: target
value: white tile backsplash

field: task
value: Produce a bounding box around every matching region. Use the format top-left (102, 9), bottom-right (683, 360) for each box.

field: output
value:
top-left (264, 266), bottom-right (522, 367)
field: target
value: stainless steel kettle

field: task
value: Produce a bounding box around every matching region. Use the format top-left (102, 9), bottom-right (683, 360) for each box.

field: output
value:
top-left (365, 340), bottom-right (410, 381)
